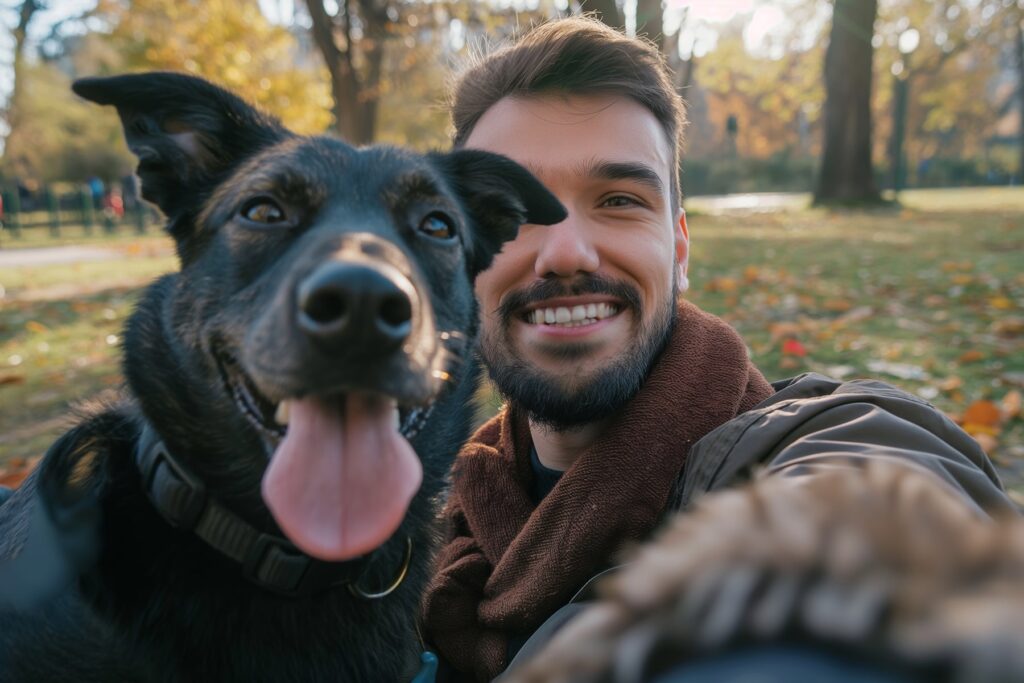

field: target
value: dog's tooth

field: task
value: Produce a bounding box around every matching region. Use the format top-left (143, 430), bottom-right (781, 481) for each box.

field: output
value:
top-left (587, 303), bottom-right (597, 319)
top-left (391, 404), bottom-right (400, 430)
top-left (275, 400), bottom-right (291, 426)
top-left (571, 305), bottom-right (587, 322)
top-left (544, 309), bottom-right (556, 324)
top-left (555, 307), bottom-right (571, 323)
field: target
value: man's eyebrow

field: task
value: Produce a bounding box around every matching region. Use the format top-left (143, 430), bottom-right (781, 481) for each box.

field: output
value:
top-left (581, 160), bottom-right (665, 196)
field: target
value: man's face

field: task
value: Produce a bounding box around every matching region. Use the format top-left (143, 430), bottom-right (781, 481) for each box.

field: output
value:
top-left (466, 94), bottom-right (688, 430)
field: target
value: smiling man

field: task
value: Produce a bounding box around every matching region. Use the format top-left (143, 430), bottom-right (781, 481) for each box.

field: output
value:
top-left (420, 17), bottom-right (1012, 682)
top-left (472, 93), bottom-right (686, 460)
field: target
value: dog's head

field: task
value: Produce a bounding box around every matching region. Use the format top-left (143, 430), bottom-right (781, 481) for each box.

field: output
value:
top-left (73, 73), bottom-right (564, 561)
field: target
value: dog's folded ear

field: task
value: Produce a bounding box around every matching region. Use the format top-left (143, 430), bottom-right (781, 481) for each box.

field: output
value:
top-left (431, 149), bottom-right (566, 277)
top-left (72, 72), bottom-right (289, 228)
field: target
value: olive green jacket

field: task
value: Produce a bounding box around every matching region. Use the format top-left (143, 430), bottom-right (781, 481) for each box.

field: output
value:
top-left (667, 372), bottom-right (1014, 517)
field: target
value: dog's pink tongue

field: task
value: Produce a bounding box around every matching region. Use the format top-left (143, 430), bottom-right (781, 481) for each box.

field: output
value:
top-left (261, 395), bottom-right (422, 561)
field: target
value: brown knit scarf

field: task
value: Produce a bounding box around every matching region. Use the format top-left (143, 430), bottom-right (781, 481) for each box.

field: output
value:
top-left (421, 300), bottom-right (774, 680)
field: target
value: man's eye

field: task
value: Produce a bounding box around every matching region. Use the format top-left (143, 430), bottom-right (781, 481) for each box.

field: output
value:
top-left (418, 212), bottom-right (456, 240)
top-left (602, 195), bottom-right (641, 208)
top-left (240, 197), bottom-right (287, 225)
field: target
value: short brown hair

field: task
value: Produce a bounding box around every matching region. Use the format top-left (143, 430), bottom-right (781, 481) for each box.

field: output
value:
top-left (449, 16), bottom-right (687, 207)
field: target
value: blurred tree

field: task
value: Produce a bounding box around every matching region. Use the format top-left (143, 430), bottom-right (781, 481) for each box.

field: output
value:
top-left (696, 19), bottom-right (825, 159)
top-left (3, 0), bottom-right (43, 175)
top-left (1, 62), bottom-right (132, 183)
top-left (302, 1), bottom-right (553, 145)
top-left (873, 0), bottom-right (1021, 184)
top-left (814, 0), bottom-right (882, 204)
top-left (635, 0), bottom-right (663, 43)
top-left (581, 0), bottom-right (622, 28)
top-left (96, 0), bottom-right (331, 134)
top-left (1016, 3), bottom-right (1024, 178)
top-left (303, 0), bottom-right (391, 144)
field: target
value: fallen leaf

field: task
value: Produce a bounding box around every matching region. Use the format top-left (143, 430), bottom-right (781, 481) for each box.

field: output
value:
top-left (836, 306), bottom-right (875, 324)
top-left (989, 296), bottom-right (1015, 310)
top-left (769, 322), bottom-right (803, 342)
top-left (704, 277), bottom-right (739, 293)
top-left (866, 361), bottom-right (930, 381)
top-left (25, 320), bottom-right (49, 334)
top-left (940, 376), bottom-right (963, 393)
top-left (972, 433), bottom-right (999, 454)
top-left (0, 375), bottom-right (25, 386)
top-left (958, 350), bottom-right (986, 364)
top-left (0, 455), bottom-right (42, 489)
top-left (779, 356), bottom-right (802, 370)
top-left (823, 298), bottom-right (853, 312)
top-left (782, 338), bottom-right (808, 357)
top-left (963, 399), bottom-right (1002, 428)
top-left (1003, 391), bottom-right (1022, 420)
top-left (992, 318), bottom-right (1024, 337)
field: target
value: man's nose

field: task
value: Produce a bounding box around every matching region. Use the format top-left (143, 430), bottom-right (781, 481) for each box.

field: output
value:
top-left (533, 213), bottom-right (599, 278)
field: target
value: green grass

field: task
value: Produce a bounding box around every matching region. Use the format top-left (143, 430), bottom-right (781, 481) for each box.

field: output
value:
top-left (1, 189), bottom-right (1022, 492)
top-left (0, 234), bottom-right (176, 464)
top-left (684, 190), bottom-right (1024, 490)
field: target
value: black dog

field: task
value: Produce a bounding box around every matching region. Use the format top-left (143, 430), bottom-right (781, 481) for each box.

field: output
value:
top-left (0, 72), bottom-right (563, 682)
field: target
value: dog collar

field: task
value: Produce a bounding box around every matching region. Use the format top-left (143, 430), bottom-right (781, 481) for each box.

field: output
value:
top-left (134, 423), bottom-right (411, 599)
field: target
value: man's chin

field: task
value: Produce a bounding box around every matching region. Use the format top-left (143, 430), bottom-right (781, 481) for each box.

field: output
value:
top-left (482, 296), bottom-right (678, 431)
top-left (486, 356), bottom-right (648, 431)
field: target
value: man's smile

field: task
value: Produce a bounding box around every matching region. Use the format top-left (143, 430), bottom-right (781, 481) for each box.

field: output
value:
top-left (521, 298), bottom-right (622, 327)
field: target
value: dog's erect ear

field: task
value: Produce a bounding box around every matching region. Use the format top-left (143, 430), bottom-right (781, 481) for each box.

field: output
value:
top-left (72, 72), bottom-right (289, 224)
top-left (432, 149), bottom-right (566, 277)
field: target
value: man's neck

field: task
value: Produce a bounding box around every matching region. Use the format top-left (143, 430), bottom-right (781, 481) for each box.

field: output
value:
top-left (529, 418), bottom-right (610, 471)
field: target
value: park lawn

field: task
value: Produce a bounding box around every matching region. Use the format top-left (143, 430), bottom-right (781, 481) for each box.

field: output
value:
top-left (0, 235), bottom-right (176, 477)
top-left (685, 191), bottom-right (1024, 491)
top-left (1, 190), bottom-right (1022, 492)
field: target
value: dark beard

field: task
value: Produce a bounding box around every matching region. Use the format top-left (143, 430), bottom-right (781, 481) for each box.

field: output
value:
top-left (481, 274), bottom-right (677, 431)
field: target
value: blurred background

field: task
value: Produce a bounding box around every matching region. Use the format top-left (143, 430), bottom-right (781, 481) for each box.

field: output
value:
top-left (0, 1), bottom-right (1021, 494)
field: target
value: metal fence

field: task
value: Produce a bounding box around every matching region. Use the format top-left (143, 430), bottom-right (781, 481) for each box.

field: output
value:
top-left (0, 183), bottom-right (158, 240)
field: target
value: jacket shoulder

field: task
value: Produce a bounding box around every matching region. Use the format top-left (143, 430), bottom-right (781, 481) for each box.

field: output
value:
top-left (669, 373), bottom-right (1013, 517)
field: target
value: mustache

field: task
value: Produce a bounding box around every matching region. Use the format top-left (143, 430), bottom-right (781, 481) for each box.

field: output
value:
top-left (496, 275), bottom-right (642, 321)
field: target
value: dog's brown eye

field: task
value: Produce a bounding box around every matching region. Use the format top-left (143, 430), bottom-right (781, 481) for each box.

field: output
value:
top-left (418, 212), bottom-right (455, 240)
top-left (240, 198), bottom-right (287, 225)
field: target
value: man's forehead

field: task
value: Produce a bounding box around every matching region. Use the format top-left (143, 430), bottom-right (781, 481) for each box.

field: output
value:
top-left (463, 94), bottom-right (673, 182)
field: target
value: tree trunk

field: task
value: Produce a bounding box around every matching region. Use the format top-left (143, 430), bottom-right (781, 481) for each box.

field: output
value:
top-left (582, 0), bottom-right (622, 28)
top-left (1015, 11), bottom-right (1024, 182)
top-left (302, 0), bottom-right (378, 144)
top-left (7, 1), bottom-right (41, 132)
top-left (635, 0), bottom-right (663, 45)
top-left (813, 0), bottom-right (881, 204)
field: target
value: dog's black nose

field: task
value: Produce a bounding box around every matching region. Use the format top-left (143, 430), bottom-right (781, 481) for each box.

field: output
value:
top-left (297, 262), bottom-right (413, 350)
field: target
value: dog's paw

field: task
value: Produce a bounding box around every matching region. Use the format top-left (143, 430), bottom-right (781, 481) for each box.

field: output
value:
top-left (508, 462), bottom-right (1024, 683)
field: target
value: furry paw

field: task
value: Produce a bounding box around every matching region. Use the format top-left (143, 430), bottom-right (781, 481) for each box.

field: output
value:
top-left (507, 462), bottom-right (1024, 683)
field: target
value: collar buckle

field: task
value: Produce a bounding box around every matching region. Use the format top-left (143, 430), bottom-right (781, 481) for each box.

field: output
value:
top-left (243, 532), bottom-right (313, 597)
top-left (137, 432), bottom-right (207, 530)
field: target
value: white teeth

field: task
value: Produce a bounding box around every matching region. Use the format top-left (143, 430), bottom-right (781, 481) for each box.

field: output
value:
top-left (527, 303), bottom-right (620, 326)
top-left (391, 404), bottom-right (400, 430)
top-left (274, 400), bottom-right (291, 426)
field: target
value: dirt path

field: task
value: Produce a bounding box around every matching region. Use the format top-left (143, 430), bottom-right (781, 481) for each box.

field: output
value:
top-left (0, 245), bottom-right (125, 267)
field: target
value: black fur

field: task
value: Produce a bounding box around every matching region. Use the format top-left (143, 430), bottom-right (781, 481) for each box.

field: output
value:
top-left (0, 72), bottom-right (564, 682)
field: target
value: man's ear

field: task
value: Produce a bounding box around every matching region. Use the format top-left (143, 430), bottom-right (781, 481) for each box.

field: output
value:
top-left (431, 149), bottom-right (566, 277)
top-left (72, 72), bottom-right (290, 228)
